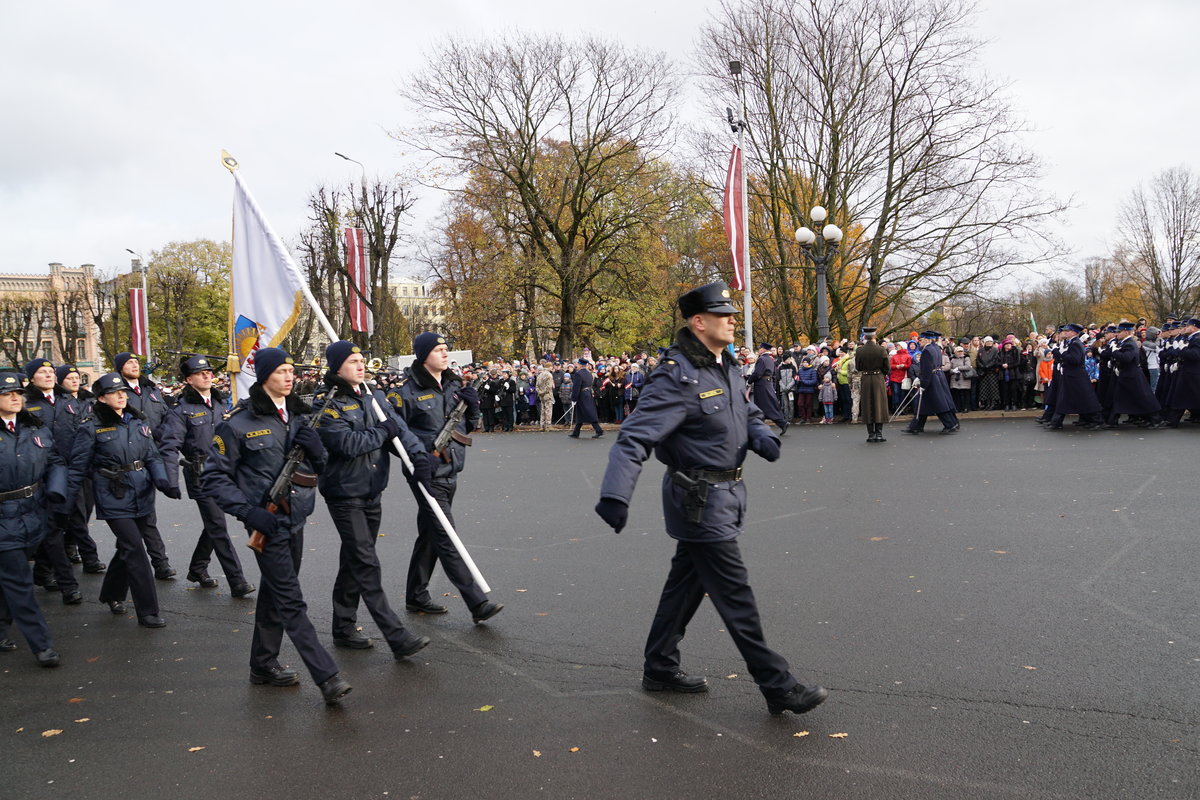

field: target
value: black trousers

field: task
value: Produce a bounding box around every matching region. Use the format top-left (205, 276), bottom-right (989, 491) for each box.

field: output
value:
top-left (63, 480), bottom-right (101, 566)
top-left (482, 407), bottom-right (496, 432)
top-left (329, 497), bottom-right (412, 650)
top-left (251, 520), bottom-right (338, 684)
top-left (99, 516), bottom-right (160, 617)
top-left (33, 523), bottom-right (78, 594)
top-left (644, 539), bottom-right (796, 696)
top-left (907, 410), bottom-right (959, 431)
top-left (406, 477), bottom-right (486, 610)
top-left (184, 474), bottom-right (245, 583)
top-left (0, 548), bottom-right (53, 651)
top-left (571, 420), bottom-right (603, 436)
top-left (139, 510), bottom-right (171, 570)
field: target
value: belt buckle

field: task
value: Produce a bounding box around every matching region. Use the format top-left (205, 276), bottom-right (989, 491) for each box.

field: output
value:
top-left (734, 466), bottom-right (743, 481)
top-left (22, 485), bottom-right (34, 498)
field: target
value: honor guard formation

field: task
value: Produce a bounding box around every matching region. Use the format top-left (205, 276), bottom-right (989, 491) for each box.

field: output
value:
top-left (4, 298), bottom-right (1198, 716)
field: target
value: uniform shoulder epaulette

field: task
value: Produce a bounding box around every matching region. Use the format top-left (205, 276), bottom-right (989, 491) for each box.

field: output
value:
top-left (223, 405), bottom-right (245, 420)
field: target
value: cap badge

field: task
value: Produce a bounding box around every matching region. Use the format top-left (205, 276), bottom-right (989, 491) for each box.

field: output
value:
top-left (721, 290), bottom-right (730, 298)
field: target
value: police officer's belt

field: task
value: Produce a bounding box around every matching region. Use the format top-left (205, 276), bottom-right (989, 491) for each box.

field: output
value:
top-left (0, 482), bottom-right (40, 501)
top-left (669, 466), bottom-right (743, 483)
top-left (859, 370), bottom-right (883, 375)
top-left (102, 460), bottom-right (145, 473)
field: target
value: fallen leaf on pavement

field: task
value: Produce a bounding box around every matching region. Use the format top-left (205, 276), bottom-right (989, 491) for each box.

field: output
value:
top-left (42, 729), bottom-right (64, 737)
top-left (793, 731), bottom-right (810, 737)
top-left (869, 537), bottom-right (888, 542)
top-left (188, 746), bottom-right (206, 752)
top-left (476, 705), bottom-right (494, 712)
top-left (725, 674), bottom-right (738, 679)
top-left (1023, 665), bottom-right (1037, 670)
top-left (569, 747), bottom-right (580, 753)
top-left (74, 719), bottom-right (90, 724)
top-left (532, 750), bottom-right (542, 757)
top-left (68, 698), bottom-right (84, 703)
top-left (829, 733), bottom-right (848, 739)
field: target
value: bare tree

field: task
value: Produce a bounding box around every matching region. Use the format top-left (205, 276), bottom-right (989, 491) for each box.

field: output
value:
top-left (696, 0), bottom-right (1067, 340)
top-left (399, 33), bottom-right (679, 357)
top-left (0, 295), bottom-right (53, 365)
top-left (1115, 166), bottom-right (1200, 320)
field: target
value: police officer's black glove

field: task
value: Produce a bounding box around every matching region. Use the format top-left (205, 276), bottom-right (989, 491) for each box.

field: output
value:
top-left (749, 433), bottom-right (781, 462)
top-left (594, 497), bottom-right (628, 533)
top-left (152, 477), bottom-right (181, 499)
top-left (457, 384), bottom-right (480, 412)
top-left (245, 507), bottom-right (278, 537)
top-left (379, 417), bottom-right (401, 440)
top-left (406, 451), bottom-right (433, 490)
top-left (293, 426), bottom-right (327, 463)
top-left (46, 490), bottom-right (67, 506)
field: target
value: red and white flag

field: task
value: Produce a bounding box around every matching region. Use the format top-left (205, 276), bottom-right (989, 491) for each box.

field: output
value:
top-left (344, 227), bottom-right (372, 333)
top-left (129, 287), bottom-right (150, 355)
top-left (723, 143), bottom-right (747, 291)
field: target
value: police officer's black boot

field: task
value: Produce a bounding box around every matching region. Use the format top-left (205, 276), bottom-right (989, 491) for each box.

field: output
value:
top-left (875, 424), bottom-right (887, 443)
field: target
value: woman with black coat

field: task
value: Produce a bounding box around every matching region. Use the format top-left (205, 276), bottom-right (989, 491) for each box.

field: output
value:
top-left (66, 373), bottom-right (176, 628)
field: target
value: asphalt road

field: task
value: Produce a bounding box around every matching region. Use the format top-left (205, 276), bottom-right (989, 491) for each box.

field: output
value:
top-left (3, 418), bottom-right (1198, 800)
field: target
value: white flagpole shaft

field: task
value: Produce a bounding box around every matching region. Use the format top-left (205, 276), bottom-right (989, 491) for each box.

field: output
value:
top-left (230, 168), bottom-right (491, 594)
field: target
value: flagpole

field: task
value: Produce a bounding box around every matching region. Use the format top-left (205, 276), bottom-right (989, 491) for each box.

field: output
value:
top-left (730, 61), bottom-right (752, 352)
top-left (223, 155), bottom-right (492, 594)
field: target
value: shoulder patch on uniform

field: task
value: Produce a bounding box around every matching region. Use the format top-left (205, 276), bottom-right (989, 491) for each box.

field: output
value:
top-left (27, 405), bottom-right (41, 412)
top-left (213, 434), bottom-right (226, 455)
top-left (416, 393), bottom-right (436, 402)
top-left (340, 402), bottom-right (359, 412)
top-left (322, 407), bottom-right (341, 419)
top-left (95, 426), bottom-right (116, 433)
top-left (386, 391), bottom-right (403, 408)
top-left (699, 388), bottom-right (724, 399)
top-left (245, 429), bottom-right (273, 438)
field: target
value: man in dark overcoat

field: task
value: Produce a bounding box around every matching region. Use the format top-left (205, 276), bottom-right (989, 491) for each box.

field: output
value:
top-left (903, 331), bottom-right (959, 435)
top-left (1044, 324), bottom-right (1102, 430)
top-left (568, 359), bottom-right (603, 439)
top-left (1107, 322), bottom-right (1163, 427)
top-left (1164, 317), bottom-right (1200, 425)
top-left (854, 328), bottom-right (889, 442)
top-left (748, 343), bottom-right (789, 435)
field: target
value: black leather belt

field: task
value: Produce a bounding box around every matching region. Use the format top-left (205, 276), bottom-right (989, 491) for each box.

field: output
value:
top-left (669, 466), bottom-right (743, 483)
top-left (112, 460), bottom-right (145, 472)
top-left (0, 482), bottom-right (40, 501)
top-left (860, 370), bottom-right (883, 375)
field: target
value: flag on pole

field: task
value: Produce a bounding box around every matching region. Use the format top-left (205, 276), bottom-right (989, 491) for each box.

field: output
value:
top-left (723, 143), bottom-right (747, 291)
top-left (1029, 311), bottom-right (1038, 335)
top-left (344, 227), bottom-right (372, 334)
top-left (229, 170), bottom-right (306, 399)
top-left (129, 288), bottom-right (150, 356)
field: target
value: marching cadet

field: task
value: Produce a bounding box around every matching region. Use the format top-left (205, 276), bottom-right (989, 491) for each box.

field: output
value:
top-left (0, 372), bottom-right (69, 666)
top-left (1154, 321), bottom-right (1179, 411)
top-left (854, 328), bottom-right (890, 442)
top-left (594, 281), bottom-right (828, 716)
top-left (202, 348), bottom-right (352, 704)
top-left (392, 333), bottom-right (502, 623)
top-left (23, 359), bottom-right (83, 603)
top-left (567, 359), bottom-right (603, 439)
top-left (1164, 317), bottom-right (1200, 426)
top-left (112, 352), bottom-right (176, 579)
top-left (67, 372), bottom-right (177, 628)
top-left (748, 343), bottom-right (789, 435)
top-left (53, 365), bottom-right (104, 574)
top-left (1095, 325), bottom-right (1118, 422)
top-left (316, 341), bottom-right (431, 658)
top-left (1042, 324), bottom-right (1103, 430)
top-left (1107, 322), bottom-right (1163, 428)
top-left (902, 331), bottom-right (960, 435)
top-left (158, 356), bottom-right (255, 597)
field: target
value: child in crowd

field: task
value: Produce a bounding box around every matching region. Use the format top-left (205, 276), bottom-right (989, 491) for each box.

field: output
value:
top-left (818, 373), bottom-right (837, 423)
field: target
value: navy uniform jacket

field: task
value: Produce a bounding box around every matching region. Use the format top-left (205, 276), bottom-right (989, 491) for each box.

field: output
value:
top-left (202, 384), bottom-right (325, 530)
top-left (314, 375), bottom-right (424, 500)
top-left (122, 377), bottom-right (170, 442)
top-left (1110, 338), bottom-right (1160, 415)
top-left (600, 327), bottom-right (778, 543)
top-left (571, 368), bottom-right (599, 423)
top-left (1155, 335), bottom-right (1178, 406)
top-left (67, 403), bottom-right (168, 521)
top-left (1167, 332), bottom-right (1200, 410)
top-left (157, 385), bottom-right (226, 495)
top-left (0, 410), bottom-right (68, 553)
top-left (917, 342), bottom-right (955, 414)
top-left (388, 363), bottom-right (478, 481)
top-left (1053, 337), bottom-right (1101, 415)
top-left (24, 385), bottom-right (90, 512)
top-left (749, 354), bottom-right (785, 420)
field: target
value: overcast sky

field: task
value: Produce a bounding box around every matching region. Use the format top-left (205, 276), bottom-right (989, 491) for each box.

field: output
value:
top-left (3, 0), bottom-right (1197, 282)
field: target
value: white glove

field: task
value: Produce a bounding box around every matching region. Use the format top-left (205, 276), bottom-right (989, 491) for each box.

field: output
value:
top-left (911, 378), bottom-right (921, 387)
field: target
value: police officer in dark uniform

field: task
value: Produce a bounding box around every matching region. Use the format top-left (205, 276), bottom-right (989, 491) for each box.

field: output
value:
top-left (67, 372), bottom-right (177, 628)
top-left (568, 359), bottom-right (603, 439)
top-left (112, 352), bottom-right (176, 579)
top-left (23, 359), bottom-right (83, 604)
top-left (202, 348), bottom-right (351, 704)
top-left (1107, 322), bottom-right (1163, 428)
top-left (52, 364), bottom-right (104, 574)
top-left (594, 281), bottom-right (828, 716)
top-left (158, 356), bottom-right (254, 596)
top-left (1164, 317), bottom-right (1200, 425)
top-left (1154, 321), bottom-right (1179, 411)
top-left (391, 332), bottom-right (502, 623)
top-left (1042, 324), bottom-right (1103, 430)
top-left (479, 369), bottom-right (501, 433)
top-left (748, 343), bottom-right (789, 435)
top-left (903, 331), bottom-right (960, 434)
top-left (316, 341), bottom-right (431, 657)
top-left (1095, 325), bottom-right (1118, 422)
top-left (0, 371), bottom-right (69, 666)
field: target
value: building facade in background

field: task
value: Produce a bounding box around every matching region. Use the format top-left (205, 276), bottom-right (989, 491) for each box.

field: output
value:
top-left (0, 263), bottom-right (104, 377)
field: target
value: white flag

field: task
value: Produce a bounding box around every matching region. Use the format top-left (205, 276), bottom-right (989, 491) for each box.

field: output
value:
top-left (229, 170), bottom-right (306, 399)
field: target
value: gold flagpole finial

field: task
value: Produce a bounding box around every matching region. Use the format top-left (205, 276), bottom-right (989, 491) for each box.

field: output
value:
top-left (221, 150), bottom-right (239, 172)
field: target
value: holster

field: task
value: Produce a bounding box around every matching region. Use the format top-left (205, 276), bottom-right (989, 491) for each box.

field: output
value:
top-left (668, 468), bottom-right (710, 525)
top-left (97, 467), bottom-right (129, 499)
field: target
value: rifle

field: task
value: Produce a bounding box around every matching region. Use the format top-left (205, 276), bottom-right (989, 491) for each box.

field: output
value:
top-left (247, 391), bottom-right (334, 553)
top-left (431, 375), bottom-right (486, 463)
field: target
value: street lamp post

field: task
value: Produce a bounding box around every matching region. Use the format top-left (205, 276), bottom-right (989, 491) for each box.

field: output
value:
top-left (794, 206), bottom-right (843, 343)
